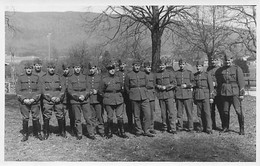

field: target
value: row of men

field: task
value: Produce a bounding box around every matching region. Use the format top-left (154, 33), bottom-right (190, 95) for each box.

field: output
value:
top-left (16, 53), bottom-right (245, 142)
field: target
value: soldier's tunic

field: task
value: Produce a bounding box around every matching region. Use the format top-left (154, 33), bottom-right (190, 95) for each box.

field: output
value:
top-left (145, 71), bottom-right (156, 131)
top-left (216, 65), bottom-right (245, 130)
top-left (87, 73), bottom-right (104, 135)
top-left (61, 72), bottom-right (74, 127)
top-left (155, 69), bottom-right (177, 132)
top-left (41, 73), bottom-right (65, 120)
top-left (117, 70), bottom-right (133, 128)
top-left (193, 71), bottom-right (214, 132)
top-left (207, 66), bottom-right (223, 129)
top-left (174, 69), bottom-right (194, 130)
top-left (16, 73), bottom-right (42, 121)
top-left (68, 73), bottom-right (95, 137)
top-left (99, 74), bottom-right (124, 121)
top-left (125, 70), bottom-right (151, 134)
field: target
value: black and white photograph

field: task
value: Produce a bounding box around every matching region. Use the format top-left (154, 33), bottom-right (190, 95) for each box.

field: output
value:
top-left (2, 0), bottom-right (258, 164)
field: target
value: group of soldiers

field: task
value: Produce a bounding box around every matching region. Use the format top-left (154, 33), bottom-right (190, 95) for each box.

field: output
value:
top-left (15, 51), bottom-right (245, 142)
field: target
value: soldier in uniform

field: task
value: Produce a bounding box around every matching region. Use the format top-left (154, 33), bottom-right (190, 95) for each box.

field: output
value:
top-left (99, 62), bottom-right (129, 139)
top-left (60, 62), bottom-right (75, 135)
top-left (87, 62), bottom-right (105, 137)
top-left (68, 61), bottom-right (96, 140)
top-left (154, 59), bottom-right (177, 134)
top-left (193, 60), bottom-right (214, 134)
top-left (16, 61), bottom-right (44, 142)
top-left (216, 53), bottom-right (245, 135)
top-left (117, 59), bottom-right (133, 132)
top-left (207, 54), bottom-right (223, 130)
top-left (41, 61), bottom-right (66, 139)
top-left (175, 59), bottom-right (194, 132)
top-left (125, 60), bottom-right (154, 137)
top-left (143, 61), bottom-right (157, 134)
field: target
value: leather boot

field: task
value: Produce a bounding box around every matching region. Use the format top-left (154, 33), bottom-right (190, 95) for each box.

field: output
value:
top-left (106, 120), bottom-right (113, 139)
top-left (70, 119), bottom-right (75, 136)
top-left (43, 119), bottom-right (50, 140)
top-left (221, 114), bottom-right (229, 133)
top-left (238, 114), bottom-right (245, 135)
top-left (32, 120), bottom-right (38, 137)
top-left (61, 119), bottom-right (67, 138)
top-left (34, 120), bottom-right (44, 141)
top-left (118, 119), bottom-right (129, 139)
top-left (21, 120), bottom-right (29, 142)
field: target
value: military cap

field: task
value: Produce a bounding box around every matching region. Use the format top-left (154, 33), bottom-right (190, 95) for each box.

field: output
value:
top-left (158, 58), bottom-right (167, 65)
top-left (46, 61), bottom-right (56, 68)
top-left (143, 61), bottom-right (151, 67)
top-left (117, 59), bottom-right (125, 66)
top-left (178, 59), bottom-right (186, 64)
top-left (71, 60), bottom-right (82, 67)
top-left (223, 53), bottom-right (233, 61)
top-left (33, 58), bottom-right (42, 65)
top-left (88, 62), bottom-right (97, 69)
top-left (106, 62), bottom-right (116, 70)
top-left (211, 54), bottom-right (219, 60)
top-left (132, 59), bottom-right (141, 65)
top-left (24, 61), bottom-right (33, 68)
top-left (196, 60), bottom-right (204, 66)
top-left (62, 62), bottom-right (70, 70)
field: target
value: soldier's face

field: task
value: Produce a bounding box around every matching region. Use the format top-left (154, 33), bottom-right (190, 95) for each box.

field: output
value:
top-left (179, 63), bottom-right (185, 70)
top-left (145, 66), bottom-right (151, 73)
top-left (225, 58), bottom-right (233, 66)
top-left (63, 68), bottom-right (70, 75)
top-left (34, 64), bottom-right (42, 71)
top-left (108, 68), bottom-right (116, 75)
top-left (159, 64), bottom-right (166, 71)
top-left (47, 67), bottom-right (55, 75)
top-left (212, 59), bottom-right (218, 66)
top-left (89, 67), bottom-right (96, 75)
top-left (196, 65), bottom-right (203, 72)
top-left (119, 63), bottom-right (126, 70)
top-left (133, 64), bottom-right (140, 72)
top-left (74, 66), bottom-right (81, 74)
top-left (25, 67), bottom-right (33, 75)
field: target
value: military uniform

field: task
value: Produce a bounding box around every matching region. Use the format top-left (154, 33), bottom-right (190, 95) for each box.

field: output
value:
top-left (125, 61), bottom-right (152, 136)
top-left (16, 61), bottom-right (43, 141)
top-left (193, 66), bottom-right (214, 133)
top-left (155, 62), bottom-right (177, 133)
top-left (216, 55), bottom-right (245, 135)
top-left (87, 67), bottom-right (105, 137)
top-left (68, 65), bottom-right (96, 140)
top-left (99, 63), bottom-right (128, 138)
top-left (175, 63), bottom-right (194, 131)
top-left (41, 62), bottom-right (66, 139)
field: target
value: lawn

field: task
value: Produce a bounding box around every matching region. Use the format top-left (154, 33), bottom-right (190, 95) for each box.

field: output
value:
top-left (4, 94), bottom-right (256, 161)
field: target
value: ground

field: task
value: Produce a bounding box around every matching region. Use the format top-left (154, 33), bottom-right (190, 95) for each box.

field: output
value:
top-left (5, 94), bottom-right (256, 161)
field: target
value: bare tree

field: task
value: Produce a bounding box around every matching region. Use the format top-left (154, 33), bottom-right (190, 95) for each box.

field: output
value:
top-left (84, 6), bottom-right (193, 71)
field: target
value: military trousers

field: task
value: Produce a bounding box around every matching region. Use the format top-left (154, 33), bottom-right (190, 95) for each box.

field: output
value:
top-left (211, 95), bottom-right (224, 129)
top-left (131, 99), bottom-right (151, 134)
top-left (222, 95), bottom-right (244, 129)
top-left (19, 103), bottom-right (41, 121)
top-left (43, 102), bottom-right (65, 120)
top-left (104, 104), bottom-right (124, 121)
top-left (124, 95), bottom-right (133, 127)
top-left (159, 98), bottom-right (177, 131)
top-left (176, 98), bottom-right (194, 130)
top-left (196, 98), bottom-right (212, 131)
top-left (72, 103), bottom-right (96, 137)
top-left (149, 100), bottom-right (155, 130)
top-left (90, 103), bottom-right (104, 134)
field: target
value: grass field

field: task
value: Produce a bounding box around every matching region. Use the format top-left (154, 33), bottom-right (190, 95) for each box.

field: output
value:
top-left (4, 94), bottom-right (256, 161)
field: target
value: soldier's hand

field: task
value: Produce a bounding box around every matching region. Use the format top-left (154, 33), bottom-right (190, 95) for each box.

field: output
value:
top-left (79, 95), bottom-right (85, 101)
top-left (181, 84), bottom-right (187, 88)
top-left (213, 82), bottom-right (216, 87)
top-left (23, 99), bottom-right (30, 105)
top-left (239, 96), bottom-right (244, 101)
top-left (51, 97), bottom-right (57, 102)
top-left (93, 89), bottom-right (97, 94)
top-left (209, 99), bottom-right (214, 104)
top-left (29, 99), bottom-right (35, 104)
top-left (162, 86), bottom-right (166, 90)
top-left (55, 97), bottom-right (60, 103)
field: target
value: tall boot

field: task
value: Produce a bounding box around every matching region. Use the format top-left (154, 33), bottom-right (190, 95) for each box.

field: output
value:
top-left (106, 119), bottom-right (113, 139)
top-left (21, 120), bottom-right (29, 142)
top-left (32, 120), bottom-right (38, 137)
top-left (34, 120), bottom-right (44, 141)
top-left (59, 119), bottom-right (67, 138)
top-left (43, 119), bottom-right (50, 140)
top-left (118, 119), bottom-right (129, 139)
top-left (70, 119), bottom-right (75, 136)
top-left (238, 114), bottom-right (245, 135)
top-left (221, 114), bottom-right (229, 133)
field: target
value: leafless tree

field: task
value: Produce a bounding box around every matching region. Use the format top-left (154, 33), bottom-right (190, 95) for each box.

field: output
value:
top-left (84, 6), bottom-right (193, 71)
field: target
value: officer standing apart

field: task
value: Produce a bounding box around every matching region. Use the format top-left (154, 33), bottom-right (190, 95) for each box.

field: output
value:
top-left (99, 62), bottom-right (129, 139)
top-left (117, 59), bottom-right (133, 132)
top-left (125, 60), bottom-right (154, 137)
top-left (143, 61), bottom-right (157, 134)
top-left (193, 60), bottom-right (214, 134)
top-left (16, 61), bottom-right (44, 142)
top-left (60, 62), bottom-right (75, 135)
top-left (207, 54), bottom-right (223, 130)
top-left (68, 61), bottom-right (96, 140)
top-left (154, 59), bottom-right (177, 134)
top-left (87, 62), bottom-right (105, 137)
top-left (41, 61), bottom-right (66, 139)
top-left (216, 53), bottom-right (245, 135)
top-left (175, 59), bottom-right (195, 132)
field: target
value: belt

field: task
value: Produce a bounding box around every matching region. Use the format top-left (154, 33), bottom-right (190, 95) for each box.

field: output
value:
top-left (74, 89), bottom-right (86, 92)
top-left (45, 88), bottom-right (61, 91)
top-left (147, 87), bottom-right (154, 90)
top-left (21, 89), bottom-right (38, 92)
top-left (130, 85), bottom-right (146, 88)
top-left (105, 90), bottom-right (121, 93)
